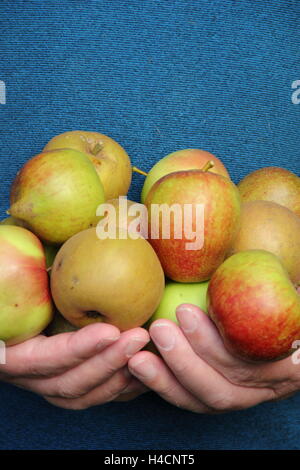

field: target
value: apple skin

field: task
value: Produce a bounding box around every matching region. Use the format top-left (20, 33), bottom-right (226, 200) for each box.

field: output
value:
top-left (0, 216), bottom-right (27, 228)
top-left (229, 201), bottom-right (300, 285)
top-left (9, 148), bottom-right (105, 245)
top-left (238, 167), bottom-right (300, 218)
top-left (207, 250), bottom-right (300, 362)
top-left (0, 217), bottom-right (59, 269)
top-left (43, 131), bottom-right (132, 200)
top-left (145, 170), bottom-right (241, 283)
top-left (147, 280), bottom-right (209, 326)
top-left (50, 228), bottom-right (165, 330)
top-left (0, 225), bottom-right (53, 345)
top-left (141, 149), bottom-right (230, 203)
top-left (97, 197), bottom-right (148, 238)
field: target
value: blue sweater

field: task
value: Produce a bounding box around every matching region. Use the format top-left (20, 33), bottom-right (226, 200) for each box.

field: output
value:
top-left (0, 0), bottom-right (299, 450)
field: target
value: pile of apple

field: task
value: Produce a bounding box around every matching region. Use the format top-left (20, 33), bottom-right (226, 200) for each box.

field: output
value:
top-left (1, 130), bottom-right (300, 364)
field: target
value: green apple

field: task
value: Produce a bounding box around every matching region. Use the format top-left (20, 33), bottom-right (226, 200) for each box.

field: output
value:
top-left (141, 149), bottom-right (230, 203)
top-left (0, 225), bottom-right (53, 345)
top-left (147, 280), bottom-right (209, 326)
top-left (9, 148), bottom-right (105, 244)
top-left (43, 130), bottom-right (132, 200)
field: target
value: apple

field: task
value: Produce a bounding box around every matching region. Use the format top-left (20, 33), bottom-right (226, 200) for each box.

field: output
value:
top-left (147, 280), bottom-right (209, 326)
top-left (229, 201), bottom-right (300, 285)
top-left (0, 216), bottom-right (27, 228)
top-left (50, 227), bottom-right (165, 330)
top-left (96, 197), bottom-right (148, 239)
top-left (141, 149), bottom-right (230, 203)
top-left (0, 216), bottom-right (59, 269)
top-left (9, 148), bottom-right (105, 244)
top-left (145, 169), bottom-right (241, 282)
top-left (43, 130), bottom-right (132, 200)
top-left (238, 167), bottom-right (300, 218)
top-left (0, 225), bottom-right (53, 345)
top-left (207, 250), bottom-right (300, 362)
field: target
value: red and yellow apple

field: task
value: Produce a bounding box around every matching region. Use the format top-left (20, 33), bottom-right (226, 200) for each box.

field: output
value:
top-left (145, 169), bottom-right (241, 282)
top-left (0, 225), bottom-right (53, 345)
top-left (208, 250), bottom-right (300, 362)
top-left (141, 149), bottom-right (230, 203)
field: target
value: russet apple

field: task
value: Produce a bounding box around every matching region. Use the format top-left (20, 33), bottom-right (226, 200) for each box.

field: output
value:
top-left (229, 201), bottom-right (300, 285)
top-left (9, 148), bottom-right (105, 245)
top-left (50, 227), bottom-right (165, 330)
top-left (208, 250), bottom-right (300, 362)
top-left (238, 166), bottom-right (300, 218)
top-left (43, 131), bottom-right (132, 200)
top-left (145, 169), bottom-right (241, 282)
top-left (141, 149), bottom-right (230, 203)
top-left (96, 197), bottom-right (148, 239)
top-left (0, 225), bottom-right (53, 345)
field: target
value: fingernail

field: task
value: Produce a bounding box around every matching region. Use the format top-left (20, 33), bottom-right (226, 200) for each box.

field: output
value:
top-left (96, 336), bottom-right (119, 351)
top-left (125, 338), bottom-right (148, 358)
top-left (150, 322), bottom-right (175, 351)
top-left (130, 359), bottom-right (156, 380)
top-left (176, 305), bottom-right (199, 333)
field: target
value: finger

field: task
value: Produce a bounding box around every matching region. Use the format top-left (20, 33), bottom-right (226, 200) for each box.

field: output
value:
top-left (114, 377), bottom-right (149, 402)
top-left (176, 304), bottom-right (300, 393)
top-left (15, 328), bottom-right (150, 397)
top-left (44, 367), bottom-right (131, 410)
top-left (128, 351), bottom-right (211, 413)
top-left (149, 320), bottom-right (275, 411)
top-left (0, 323), bottom-right (121, 378)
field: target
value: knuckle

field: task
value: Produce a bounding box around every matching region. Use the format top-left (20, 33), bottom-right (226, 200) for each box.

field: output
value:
top-left (208, 392), bottom-right (235, 412)
top-left (226, 366), bottom-right (255, 386)
top-left (104, 375), bottom-right (129, 402)
top-left (272, 378), bottom-right (299, 400)
top-left (55, 380), bottom-right (85, 399)
top-left (45, 397), bottom-right (89, 410)
top-left (171, 360), bottom-right (191, 377)
top-left (63, 401), bottom-right (89, 411)
top-left (159, 380), bottom-right (179, 398)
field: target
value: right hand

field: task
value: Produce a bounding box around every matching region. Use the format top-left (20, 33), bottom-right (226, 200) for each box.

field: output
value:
top-left (0, 323), bottom-right (149, 409)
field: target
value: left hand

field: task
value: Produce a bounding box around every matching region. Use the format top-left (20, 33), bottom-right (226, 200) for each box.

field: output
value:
top-left (128, 304), bottom-right (300, 413)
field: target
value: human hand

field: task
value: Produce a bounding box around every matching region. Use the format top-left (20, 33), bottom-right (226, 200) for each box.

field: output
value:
top-left (128, 304), bottom-right (300, 413)
top-left (0, 323), bottom-right (149, 409)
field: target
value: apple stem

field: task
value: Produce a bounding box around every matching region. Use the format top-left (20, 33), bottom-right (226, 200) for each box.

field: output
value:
top-left (201, 160), bottom-right (215, 172)
top-left (91, 143), bottom-right (103, 155)
top-left (132, 166), bottom-right (148, 177)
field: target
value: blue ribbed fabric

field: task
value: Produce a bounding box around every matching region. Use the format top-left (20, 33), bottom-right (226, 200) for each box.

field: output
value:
top-left (0, 0), bottom-right (299, 450)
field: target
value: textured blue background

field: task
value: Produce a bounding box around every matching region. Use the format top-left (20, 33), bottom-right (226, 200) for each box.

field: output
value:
top-left (1, 0), bottom-right (300, 450)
